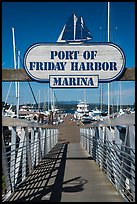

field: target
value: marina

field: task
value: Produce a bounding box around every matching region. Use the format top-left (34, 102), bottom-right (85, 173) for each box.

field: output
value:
top-left (2, 2), bottom-right (135, 202)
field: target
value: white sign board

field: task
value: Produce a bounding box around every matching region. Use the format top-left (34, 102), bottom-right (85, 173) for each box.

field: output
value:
top-left (23, 43), bottom-right (125, 87)
top-left (50, 75), bottom-right (99, 88)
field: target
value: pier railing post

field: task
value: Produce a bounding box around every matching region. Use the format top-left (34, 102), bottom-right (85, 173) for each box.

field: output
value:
top-left (10, 127), bottom-right (16, 191)
top-left (47, 128), bottom-right (50, 153)
top-left (15, 127), bottom-right (25, 185)
top-left (25, 127), bottom-right (32, 174)
top-left (22, 128), bottom-right (27, 181)
top-left (34, 127), bottom-right (39, 167)
top-left (30, 127), bottom-right (35, 169)
top-left (44, 128), bottom-right (47, 157)
top-left (38, 127), bottom-right (42, 161)
top-left (2, 131), bottom-right (11, 195)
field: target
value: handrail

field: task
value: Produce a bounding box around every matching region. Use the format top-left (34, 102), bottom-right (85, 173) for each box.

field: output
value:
top-left (2, 117), bottom-right (59, 201)
top-left (80, 113), bottom-right (135, 202)
top-left (2, 116), bottom-right (55, 128)
top-left (87, 112), bottom-right (135, 127)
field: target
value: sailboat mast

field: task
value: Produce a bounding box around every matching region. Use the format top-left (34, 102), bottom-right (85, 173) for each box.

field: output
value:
top-left (80, 17), bottom-right (82, 40)
top-left (17, 50), bottom-right (20, 118)
top-left (52, 89), bottom-right (55, 113)
top-left (38, 90), bottom-right (40, 111)
top-left (107, 2), bottom-right (110, 119)
top-left (12, 28), bottom-right (17, 71)
top-left (50, 88), bottom-right (53, 111)
top-left (74, 14), bottom-right (77, 41)
top-left (84, 89), bottom-right (86, 114)
top-left (12, 27), bottom-right (19, 118)
top-left (119, 81), bottom-right (122, 110)
top-left (48, 88), bottom-right (50, 111)
top-left (107, 2), bottom-right (110, 42)
top-left (73, 14), bottom-right (78, 41)
top-left (43, 90), bottom-right (46, 111)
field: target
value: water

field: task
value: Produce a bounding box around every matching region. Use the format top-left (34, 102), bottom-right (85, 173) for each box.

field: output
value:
top-left (64, 110), bottom-right (75, 114)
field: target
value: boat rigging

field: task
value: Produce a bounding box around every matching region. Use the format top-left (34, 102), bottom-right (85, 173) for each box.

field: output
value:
top-left (57, 13), bottom-right (93, 43)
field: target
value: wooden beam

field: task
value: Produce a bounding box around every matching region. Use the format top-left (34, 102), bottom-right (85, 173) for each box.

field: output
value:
top-left (2, 68), bottom-right (135, 81)
top-left (2, 69), bottom-right (31, 82)
top-left (119, 68), bottom-right (135, 81)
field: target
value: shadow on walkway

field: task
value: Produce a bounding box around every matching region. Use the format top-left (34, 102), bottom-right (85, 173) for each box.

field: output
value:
top-left (7, 143), bottom-right (88, 202)
top-left (8, 143), bottom-right (68, 202)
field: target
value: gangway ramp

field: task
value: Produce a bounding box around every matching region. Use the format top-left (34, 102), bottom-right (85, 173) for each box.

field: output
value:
top-left (61, 143), bottom-right (125, 202)
top-left (7, 142), bottom-right (125, 202)
top-left (3, 113), bottom-right (133, 202)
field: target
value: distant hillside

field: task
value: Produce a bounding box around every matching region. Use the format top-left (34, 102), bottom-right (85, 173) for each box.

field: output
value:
top-left (40, 101), bottom-right (107, 111)
top-left (2, 100), bottom-right (134, 112)
top-left (58, 101), bottom-right (78, 104)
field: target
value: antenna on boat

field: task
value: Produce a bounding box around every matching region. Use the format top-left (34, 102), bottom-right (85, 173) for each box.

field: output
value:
top-left (107, 2), bottom-right (110, 119)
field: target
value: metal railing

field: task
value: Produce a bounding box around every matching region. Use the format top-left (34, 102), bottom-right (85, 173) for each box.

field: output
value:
top-left (80, 113), bottom-right (135, 202)
top-left (2, 116), bottom-right (59, 201)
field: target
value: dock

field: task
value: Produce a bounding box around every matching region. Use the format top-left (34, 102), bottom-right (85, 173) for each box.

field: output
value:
top-left (2, 113), bottom-right (135, 202)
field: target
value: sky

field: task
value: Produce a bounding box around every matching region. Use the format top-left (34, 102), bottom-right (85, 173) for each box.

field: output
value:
top-left (2, 1), bottom-right (135, 107)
